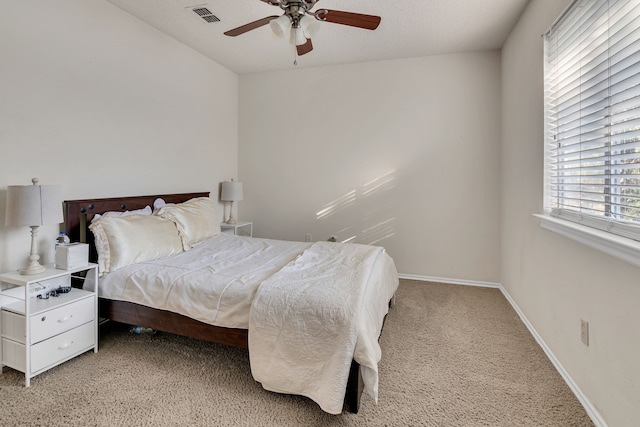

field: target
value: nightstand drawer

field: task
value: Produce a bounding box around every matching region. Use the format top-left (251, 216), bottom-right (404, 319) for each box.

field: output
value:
top-left (1, 309), bottom-right (26, 344)
top-left (30, 296), bottom-right (95, 344)
top-left (31, 321), bottom-right (95, 373)
top-left (2, 337), bottom-right (26, 372)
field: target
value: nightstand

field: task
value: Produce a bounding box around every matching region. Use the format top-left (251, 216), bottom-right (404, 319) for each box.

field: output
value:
top-left (0, 264), bottom-right (98, 387)
top-left (220, 221), bottom-right (253, 237)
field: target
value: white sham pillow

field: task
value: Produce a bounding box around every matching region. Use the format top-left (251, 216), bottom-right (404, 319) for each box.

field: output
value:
top-left (154, 197), bottom-right (220, 250)
top-left (91, 205), bottom-right (152, 223)
top-left (89, 214), bottom-right (184, 274)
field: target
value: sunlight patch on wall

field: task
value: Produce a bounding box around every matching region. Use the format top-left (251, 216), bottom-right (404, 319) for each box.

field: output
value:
top-left (314, 170), bottom-right (397, 245)
top-left (316, 190), bottom-right (357, 220)
top-left (315, 170), bottom-right (396, 221)
top-left (361, 217), bottom-right (396, 245)
top-left (362, 170), bottom-right (395, 198)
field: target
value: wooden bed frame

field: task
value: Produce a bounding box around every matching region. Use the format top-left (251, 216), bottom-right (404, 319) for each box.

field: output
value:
top-left (64, 192), bottom-right (364, 413)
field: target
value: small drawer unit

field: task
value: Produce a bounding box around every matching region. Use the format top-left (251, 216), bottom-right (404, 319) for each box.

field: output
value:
top-left (0, 264), bottom-right (98, 386)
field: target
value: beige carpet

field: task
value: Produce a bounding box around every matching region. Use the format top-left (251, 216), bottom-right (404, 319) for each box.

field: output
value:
top-left (0, 280), bottom-right (594, 426)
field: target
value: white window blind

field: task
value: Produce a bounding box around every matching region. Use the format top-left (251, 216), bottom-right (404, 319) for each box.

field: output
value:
top-left (544, 0), bottom-right (640, 242)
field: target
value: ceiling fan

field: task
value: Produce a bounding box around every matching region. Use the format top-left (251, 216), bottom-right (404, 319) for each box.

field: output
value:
top-left (224, 0), bottom-right (381, 57)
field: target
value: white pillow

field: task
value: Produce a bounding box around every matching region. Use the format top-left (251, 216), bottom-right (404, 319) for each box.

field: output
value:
top-left (154, 197), bottom-right (220, 250)
top-left (89, 214), bottom-right (184, 274)
top-left (91, 205), bottom-right (152, 223)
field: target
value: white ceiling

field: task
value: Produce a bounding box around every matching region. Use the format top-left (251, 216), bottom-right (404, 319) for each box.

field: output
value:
top-left (106, 0), bottom-right (530, 75)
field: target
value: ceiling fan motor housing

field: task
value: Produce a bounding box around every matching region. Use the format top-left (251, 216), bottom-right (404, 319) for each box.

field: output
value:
top-left (279, 1), bottom-right (316, 27)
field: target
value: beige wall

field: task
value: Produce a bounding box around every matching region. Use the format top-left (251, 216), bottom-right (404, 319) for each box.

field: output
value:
top-left (0, 0), bottom-right (238, 272)
top-left (239, 53), bottom-right (502, 283)
top-left (502, 1), bottom-right (640, 425)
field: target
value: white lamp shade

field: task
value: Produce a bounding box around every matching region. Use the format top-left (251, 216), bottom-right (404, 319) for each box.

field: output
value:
top-left (300, 15), bottom-right (320, 38)
top-left (221, 181), bottom-right (243, 202)
top-left (292, 27), bottom-right (307, 46)
top-left (270, 15), bottom-right (291, 37)
top-left (5, 183), bottom-right (63, 226)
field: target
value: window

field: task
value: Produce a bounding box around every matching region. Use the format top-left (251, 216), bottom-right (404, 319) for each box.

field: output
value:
top-left (544, 0), bottom-right (640, 244)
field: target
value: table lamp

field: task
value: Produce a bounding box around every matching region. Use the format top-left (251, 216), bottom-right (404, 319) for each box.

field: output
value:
top-left (5, 178), bottom-right (63, 275)
top-left (221, 179), bottom-right (243, 224)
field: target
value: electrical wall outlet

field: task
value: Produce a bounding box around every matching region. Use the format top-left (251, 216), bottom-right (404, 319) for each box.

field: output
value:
top-left (581, 319), bottom-right (589, 346)
top-left (305, 234), bottom-right (312, 242)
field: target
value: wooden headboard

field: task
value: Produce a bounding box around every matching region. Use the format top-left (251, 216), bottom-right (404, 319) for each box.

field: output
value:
top-left (64, 192), bottom-right (210, 262)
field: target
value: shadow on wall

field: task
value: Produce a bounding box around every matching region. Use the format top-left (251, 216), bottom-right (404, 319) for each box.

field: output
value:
top-left (315, 170), bottom-right (396, 245)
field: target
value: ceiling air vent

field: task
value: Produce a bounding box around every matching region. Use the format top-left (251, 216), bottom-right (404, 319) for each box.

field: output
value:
top-left (187, 5), bottom-right (220, 23)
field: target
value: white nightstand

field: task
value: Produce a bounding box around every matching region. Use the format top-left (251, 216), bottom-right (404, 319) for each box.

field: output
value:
top-left (220, 221), bottom-right (253, 237)
top-left (0, 264), bottom-right (98, 387)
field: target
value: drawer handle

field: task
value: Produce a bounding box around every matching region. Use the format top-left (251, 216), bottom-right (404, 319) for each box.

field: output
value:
top-left (57, 315), bottom-right (73, 323)
top-left (58, 341), bottom-right (74, 350)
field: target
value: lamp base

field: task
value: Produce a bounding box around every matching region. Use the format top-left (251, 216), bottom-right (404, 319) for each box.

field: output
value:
top-left (19, 262), bottom-right (46, 275)
top-left (20, 225), bottom-right (46, 275)
top-left (226, 200), bottom-right (237, 224)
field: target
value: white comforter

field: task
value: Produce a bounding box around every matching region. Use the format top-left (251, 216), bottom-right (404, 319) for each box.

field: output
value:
top-left (249, 241), bottom-right (397, 414)
top-left (98, 234), bottom-right (398, 413)
top-left (99, 233), bottom-right (311, 328)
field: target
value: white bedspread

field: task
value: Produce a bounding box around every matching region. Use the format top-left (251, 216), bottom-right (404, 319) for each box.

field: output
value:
top-left (248, 241), bottom-right (398, 414)
top-left (98, 234), bottom-right (311, 328)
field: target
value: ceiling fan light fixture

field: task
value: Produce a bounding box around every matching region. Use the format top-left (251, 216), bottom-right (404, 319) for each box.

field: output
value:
top-left (299, 14), bottom-right (320, 38)
top-left (293, 27), bottom-right (307, 46)
top-left (270, 14), bottom-right (291, 37)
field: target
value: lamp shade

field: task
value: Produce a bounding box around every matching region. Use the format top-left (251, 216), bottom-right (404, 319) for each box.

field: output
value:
top-left (292, 27), bottom-right (307, 46)
top-left (300, 15), bottom-right (320, 38)
top-left (270, 15), bottom-right (291, 37)
top-left (5, 180), bottom-right (63, 227)
top-left (221, 181), bottom-right (243, 202)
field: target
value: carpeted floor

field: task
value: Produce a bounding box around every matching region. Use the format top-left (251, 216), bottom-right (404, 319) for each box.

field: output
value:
top-left (0, 280), bottom-right (594, 426)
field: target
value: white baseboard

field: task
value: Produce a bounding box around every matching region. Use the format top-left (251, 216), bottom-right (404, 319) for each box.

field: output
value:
top-left (398, 273), bottom-right (501, 289)
top-left (398, 273), bottom-right (607, 427)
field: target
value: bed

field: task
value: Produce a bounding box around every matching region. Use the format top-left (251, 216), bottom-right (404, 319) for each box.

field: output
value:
top-left (64, 192), bottom-right (398, 414)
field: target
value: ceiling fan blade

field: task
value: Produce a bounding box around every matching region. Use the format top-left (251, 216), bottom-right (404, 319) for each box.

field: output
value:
top-left (224, 16), bottom-right (279, 37)
top-left (297, 38), bottom-right (313, 56)
top-left (317, 10), bottom-right (381, 30)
